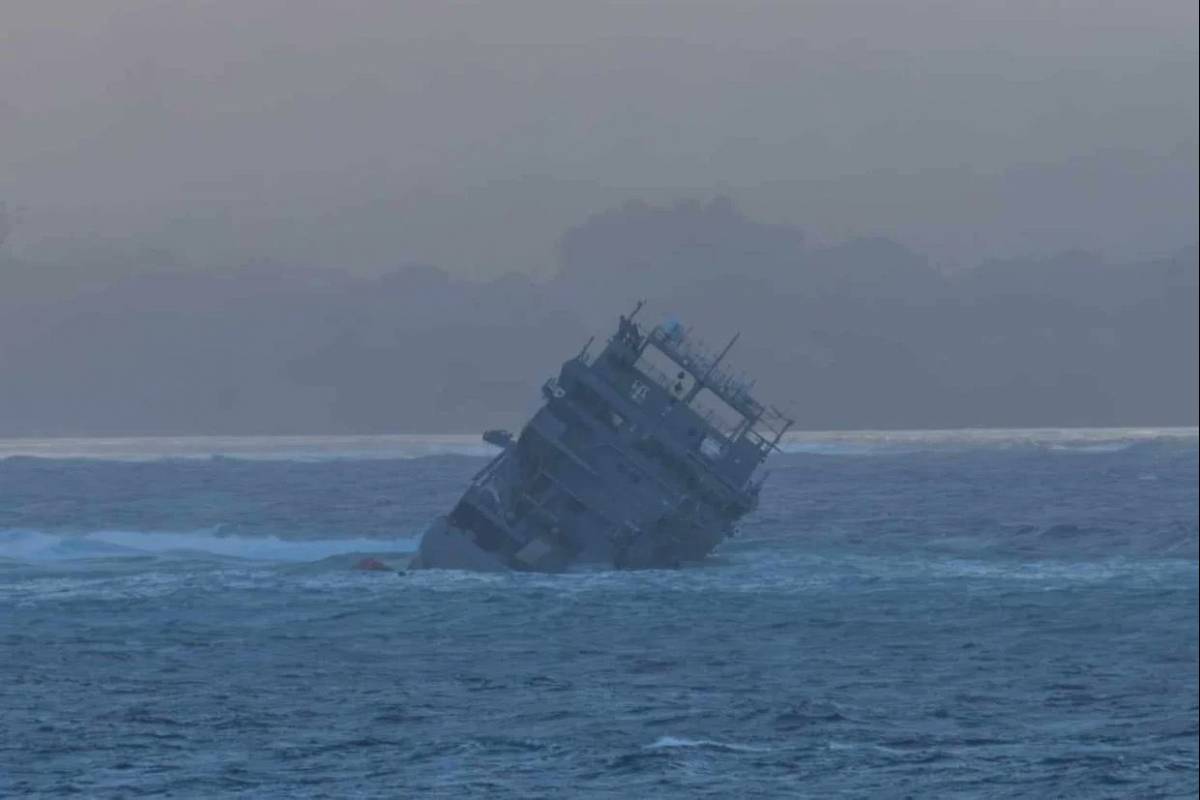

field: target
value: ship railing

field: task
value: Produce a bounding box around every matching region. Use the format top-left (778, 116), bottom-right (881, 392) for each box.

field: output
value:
top-left (647, 326), bottom-right (765, 420)
top-left (633, 359), bottom-right (677, 394)
top-left (648, 326), bottom-right (713, 373)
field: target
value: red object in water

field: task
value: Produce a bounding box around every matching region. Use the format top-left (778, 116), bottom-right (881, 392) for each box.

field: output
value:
top-left (354, 557), bottom-right (390, 571)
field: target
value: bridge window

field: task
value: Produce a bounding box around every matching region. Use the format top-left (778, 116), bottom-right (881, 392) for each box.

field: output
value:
top-left (634, 343), bottom-right (695, 396)
top-left (690, 388), bottom-right (745, 438)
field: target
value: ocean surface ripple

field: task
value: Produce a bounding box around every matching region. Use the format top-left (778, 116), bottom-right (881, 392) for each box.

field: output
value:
top-left (1, 431), bottom-right (1197, 798)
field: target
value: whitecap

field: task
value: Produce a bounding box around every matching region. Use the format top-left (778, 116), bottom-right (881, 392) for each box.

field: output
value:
top-left (645, 736), bottom-right (771, 753)
top-left (0, 434), bottom-right (493, 462)
top-left (778, 426), bottom-right (1196, 456)
top-left (2, 427), bottom-right (1193, 462)
top-left (0, 528), bottom-right (416, 563)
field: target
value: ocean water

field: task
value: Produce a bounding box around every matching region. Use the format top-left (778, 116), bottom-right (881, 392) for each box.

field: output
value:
top-left (1, 429), bottom-right (1196, 798)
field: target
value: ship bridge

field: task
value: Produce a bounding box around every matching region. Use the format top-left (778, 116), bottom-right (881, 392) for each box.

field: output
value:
top-left (628, 311), bottom-right (792, 459)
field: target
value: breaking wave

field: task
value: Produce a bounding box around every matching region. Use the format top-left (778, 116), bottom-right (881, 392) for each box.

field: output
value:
top-left (775, 427), bottom-right (1195, 456)
top-left (0, 528), bottom-right (416, 563)
top-left (1, 428), bottom-right (1193, 462)
top-left (0, 434), bottom-right (494, 462)
top-left (645, 736), bottom-right (771, 753)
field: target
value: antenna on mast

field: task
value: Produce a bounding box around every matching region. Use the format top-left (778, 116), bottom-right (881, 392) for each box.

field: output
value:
top-left (686, 331), bottom-right (740, 401)
top-left (705, 332), bottom-right (740, 378)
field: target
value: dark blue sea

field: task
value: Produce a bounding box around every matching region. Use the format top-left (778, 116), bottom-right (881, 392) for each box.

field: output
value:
top-left (2, 430), bottom-right (1197, 798)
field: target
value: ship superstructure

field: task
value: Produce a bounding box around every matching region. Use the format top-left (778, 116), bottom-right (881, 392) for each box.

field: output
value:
top-left (412, 303), bottom-right (792, 571)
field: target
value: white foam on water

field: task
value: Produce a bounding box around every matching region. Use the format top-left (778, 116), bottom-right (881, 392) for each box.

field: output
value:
top-left (0, 528), bottom-right (416, 563)
top-left (777, 427), bottom-right (1196, 455)
top-left (1, 427), bottom-right (1193, 462)
top-left (0, 434), bottom-right (493, 462)
top-left (1046, 442), bottom-right (1134, 453)
top-left (827, 740), bottom-right (910, 756)
top-left (645, 736), bottom-right (771, 753)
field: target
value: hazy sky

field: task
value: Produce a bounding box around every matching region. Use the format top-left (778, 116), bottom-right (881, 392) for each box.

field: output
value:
top-left (2, 1), bottom-right (1197, 275)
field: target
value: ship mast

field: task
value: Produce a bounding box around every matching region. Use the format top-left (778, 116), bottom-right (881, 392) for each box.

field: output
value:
top-left (686, 331), bottom-right (740, 402)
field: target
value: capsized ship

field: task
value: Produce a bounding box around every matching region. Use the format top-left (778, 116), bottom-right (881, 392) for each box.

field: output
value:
top-left (412, 303), bottom-right (792, 571)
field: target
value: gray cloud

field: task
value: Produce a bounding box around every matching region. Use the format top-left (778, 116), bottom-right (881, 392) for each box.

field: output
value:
top-left (1, 4), bottom-right (1196, 434)
top-left (2, 1), bottom-right (1196, 273)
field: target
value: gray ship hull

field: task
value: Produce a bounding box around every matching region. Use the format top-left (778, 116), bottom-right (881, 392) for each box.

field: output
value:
top-left (410, 516), bottom-right (509, 572)
top-left (412, 306), bottom-right (790, 572)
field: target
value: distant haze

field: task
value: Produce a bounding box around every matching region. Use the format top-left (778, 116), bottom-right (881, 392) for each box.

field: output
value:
top-left (0, 2), bottom-right (1196, 434)
top-left (2, 1), bottom-right (1196, 273)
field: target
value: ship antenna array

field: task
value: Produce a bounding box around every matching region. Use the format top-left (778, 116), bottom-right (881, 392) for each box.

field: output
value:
top-left (703, 332), bottom-right (740, 382)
